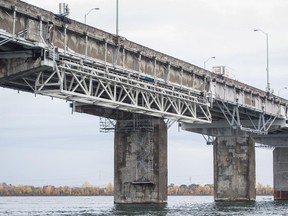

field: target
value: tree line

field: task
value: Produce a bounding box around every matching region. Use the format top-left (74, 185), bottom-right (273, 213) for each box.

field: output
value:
top-left (168, 183), bottom-right (213, 195)
top-left (0, 182), bottom-right (113, 196)
top-left (0, 182), bottom-right (273, 196)
top-left (168, 182), bottom-right (273, 196)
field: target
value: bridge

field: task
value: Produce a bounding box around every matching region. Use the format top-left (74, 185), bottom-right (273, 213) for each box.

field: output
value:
top-left (1, 0), bottom-right (288, 202)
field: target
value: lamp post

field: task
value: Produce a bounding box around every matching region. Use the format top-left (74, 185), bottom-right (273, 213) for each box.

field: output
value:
top-left (278, 87), bottom-right (288, 97)
top-left (254, 29), bottom-right (270, 93)
top-left (84, 8), bottom-right (99, 24)
top-left (116, 0), bottom-right (119, 35)
top-left (204, 56), bottom-right (216, 69)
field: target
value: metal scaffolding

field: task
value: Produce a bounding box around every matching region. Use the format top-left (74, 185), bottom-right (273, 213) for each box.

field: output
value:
top-left (30, 52), bottom-right (212, 124)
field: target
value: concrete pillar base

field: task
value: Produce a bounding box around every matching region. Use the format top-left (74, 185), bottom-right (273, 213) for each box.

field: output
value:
top-left (114, 115), bottom-right (167, 203)
top-left (214, 136), bottom-right (256, 201)
top-left (273, 148), bottom-right (288, 200)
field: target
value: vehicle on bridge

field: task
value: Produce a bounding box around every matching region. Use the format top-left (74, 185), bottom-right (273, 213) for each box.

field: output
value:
top-left (212, 66), bottom-right (235, 79)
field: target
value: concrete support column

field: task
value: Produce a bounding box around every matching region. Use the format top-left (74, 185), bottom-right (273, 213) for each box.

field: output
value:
top-left (214, 136), bottom-right (256, 201)
top-left (114, 115), bottom-right (167, 203)
top-left (273, 147), bottom-right (288, 200)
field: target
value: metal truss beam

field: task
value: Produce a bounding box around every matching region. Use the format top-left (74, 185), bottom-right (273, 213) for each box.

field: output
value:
top-left (215, 99), bottom-right (278, 135)
top-left (100, 117), bottom-right (176, 133)
top-left (33, 53), bottom-right (212, 124)
top-left (99, 117), bottom-right (116, 133)
top-left (202, 134), bottom-right (216, 145)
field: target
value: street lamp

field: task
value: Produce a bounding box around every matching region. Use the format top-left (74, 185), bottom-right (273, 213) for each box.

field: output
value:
top-left (116, 0), bottom-right (119, 35)
top-left (84, 8), bottom-right (99, 24)
top-left (278, 87), bottom-right (288, 97)
top-left (254, 29), bottom-right (270, 93)
top-left (204, 56), bottom-right (216, 69)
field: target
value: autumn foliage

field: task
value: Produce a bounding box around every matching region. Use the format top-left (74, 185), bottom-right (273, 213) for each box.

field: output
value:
top-left (168, 184), bottom-right (214, 196)
top-left (0, 182), bottom-right (273, 196)
top-left (168, 183), bottom-right (273, 196)
top-left (255, 182), bottom-right (273, 195)
top-left (0, 182), bottom-right (113, 196)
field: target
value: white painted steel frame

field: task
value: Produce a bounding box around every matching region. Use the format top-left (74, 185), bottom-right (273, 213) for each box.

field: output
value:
top-left (100, 116), bottom-right (176, 133)
top-left (215, 99), bottom-right (277, 134)
top-left (34, 53), bottom-right (212, 124)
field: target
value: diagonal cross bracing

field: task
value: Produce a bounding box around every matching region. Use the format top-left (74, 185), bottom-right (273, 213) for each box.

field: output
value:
top-left (34, 54), bottom-right (212, 124)
top-left (215, 99), bottom-right (278, 134)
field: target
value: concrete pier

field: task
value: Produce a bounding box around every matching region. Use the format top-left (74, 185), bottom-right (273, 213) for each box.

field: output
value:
top-left (214, 136), bottom-right (256, 201)
top-left (2, 0), bottom-right (288, 205)
top-left (273, 148), bottom-right (288, 200)
top-left (114, 115), bottom-right (167, 203)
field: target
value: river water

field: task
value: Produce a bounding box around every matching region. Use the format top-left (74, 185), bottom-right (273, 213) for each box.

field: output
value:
top-left (0, 196), bottom-right (286, 215)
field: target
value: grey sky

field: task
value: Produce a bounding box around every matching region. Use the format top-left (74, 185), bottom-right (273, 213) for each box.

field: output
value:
top-left (1, 0), bottom-right (287, 187)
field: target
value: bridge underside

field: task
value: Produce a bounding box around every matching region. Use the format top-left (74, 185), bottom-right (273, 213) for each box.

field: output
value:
top-left (1, 0), bottom-right (288, 203)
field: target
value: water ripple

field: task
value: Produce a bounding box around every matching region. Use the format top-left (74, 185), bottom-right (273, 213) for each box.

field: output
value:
top-left (0, 196), bottom-right (286, 216)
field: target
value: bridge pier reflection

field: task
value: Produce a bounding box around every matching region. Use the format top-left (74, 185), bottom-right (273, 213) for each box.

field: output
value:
top-left (214, 136), bottom-right (256, 201)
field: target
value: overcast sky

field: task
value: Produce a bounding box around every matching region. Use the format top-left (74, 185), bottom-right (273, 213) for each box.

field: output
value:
top-left (1, 0), bottom-right (288, 187)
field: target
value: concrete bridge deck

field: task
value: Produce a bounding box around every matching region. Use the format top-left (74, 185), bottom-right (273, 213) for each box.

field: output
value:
top-left (1, 0), bottom-right (288, 202)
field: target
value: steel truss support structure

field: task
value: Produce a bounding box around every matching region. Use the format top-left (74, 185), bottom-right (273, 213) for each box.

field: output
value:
top-left (100, 117), bottom-right (176, 133)
top-left (202, 134), bottom-right (216, 145)
top-left (32, 52), bottom-right (212, 124)
top-left (99, 117), bottom-right (116, 133)
top-left (215, 100), bottom-right (277, 135)
top-left (0, 28), bottom-right (27, 46)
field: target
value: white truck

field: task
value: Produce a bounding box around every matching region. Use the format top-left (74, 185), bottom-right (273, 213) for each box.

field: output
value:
top-left (212, 66), bottom-right (235, 79)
